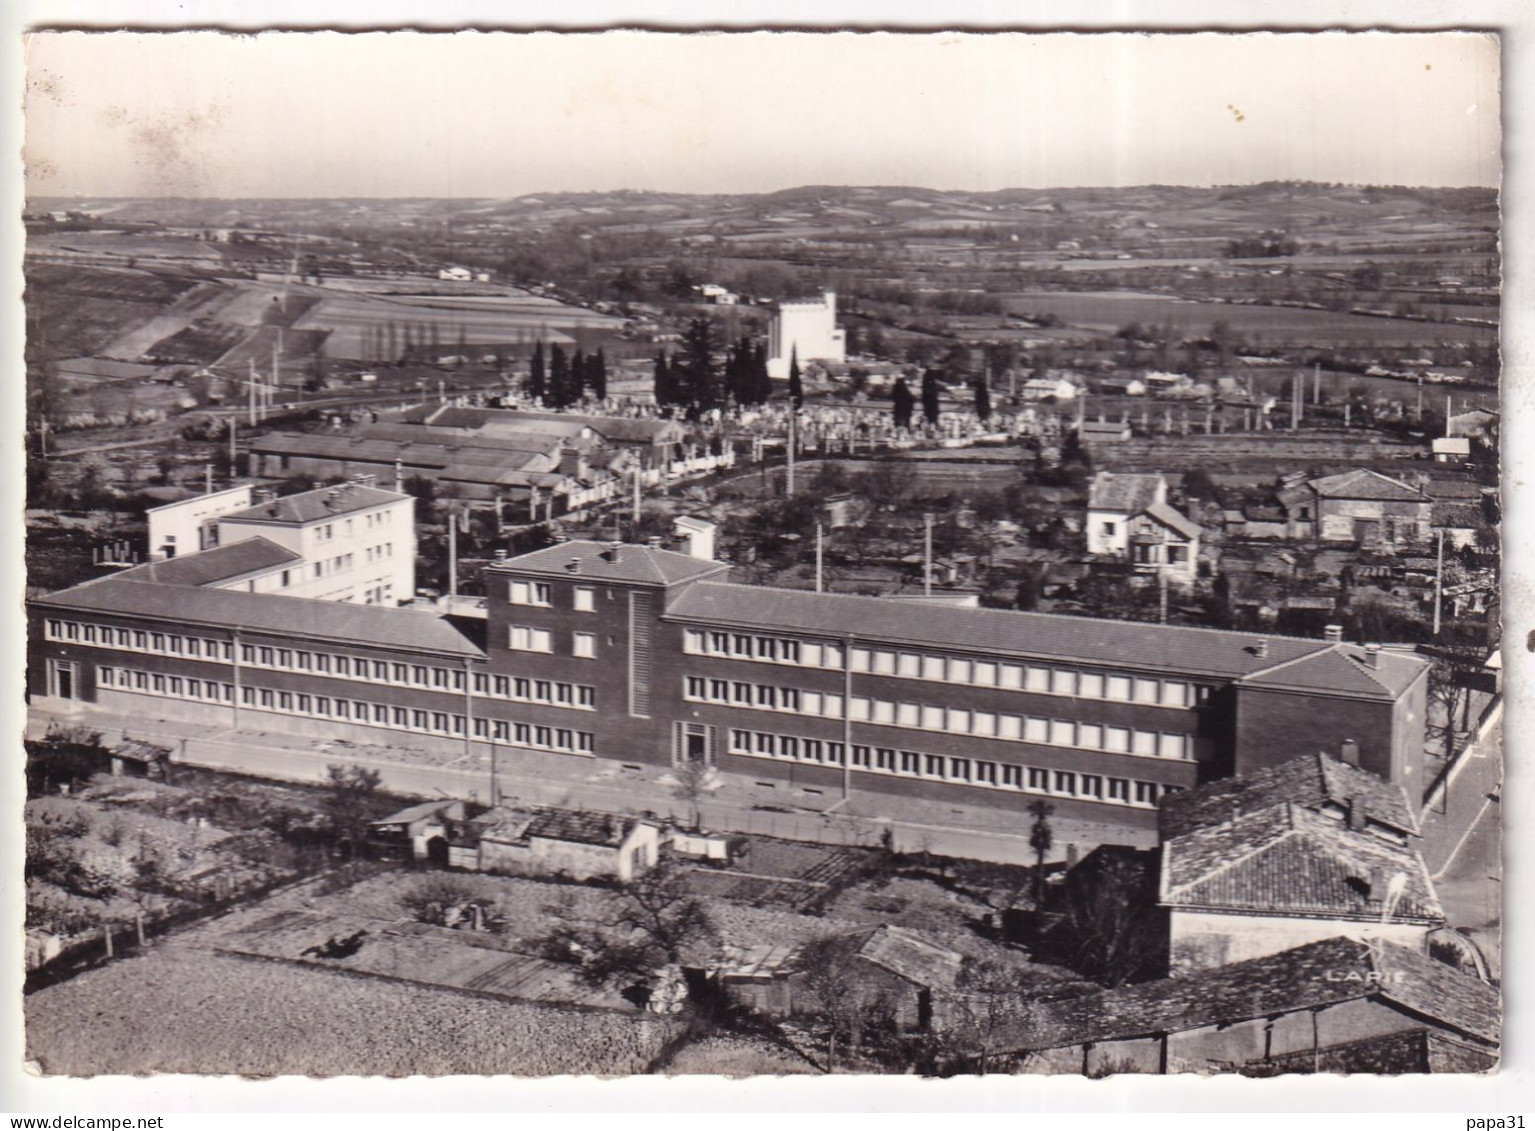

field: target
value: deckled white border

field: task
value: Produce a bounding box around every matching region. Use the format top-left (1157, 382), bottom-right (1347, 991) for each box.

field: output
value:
top-left (1, 2), bottom-right (1527, 1116)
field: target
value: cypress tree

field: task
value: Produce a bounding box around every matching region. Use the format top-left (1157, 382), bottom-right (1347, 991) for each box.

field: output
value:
top-left (788, 346), bottom-right (804, 410)
top-left (891, 377), bottom-right (915, 430)
top-left (921, 369), bottom-right (941, 426)
top-left (550, 344), bottom-right (570, 408)
top-left (975, 378), bottom-right (991, 422)
top-left (530, 340), bottom-right (546, 402)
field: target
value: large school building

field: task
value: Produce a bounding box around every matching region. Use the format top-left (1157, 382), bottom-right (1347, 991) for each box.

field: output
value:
top-left (28, 534), bottom-right (1430, 829)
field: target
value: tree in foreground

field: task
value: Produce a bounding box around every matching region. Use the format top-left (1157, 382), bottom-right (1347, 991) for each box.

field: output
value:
top-left (891, 377), bottom-right (915, 430)
top-left (1027, 799), bottom-right (1054, 908)
top-left (323, 764), bottom-right (384, 859)
top-left (787, 346), bottom-right (804, 410)
top-left (974, 378), bottom-right (991, 423)
top-left (794, 933), bottom-right (897, 1072)
top-left (921, 369), bottom-right (942, 426)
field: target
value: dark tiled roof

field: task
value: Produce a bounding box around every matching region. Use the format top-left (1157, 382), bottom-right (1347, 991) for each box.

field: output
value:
top-left (1309, 469), bottom-right (1427, 503)
top-left (493, 540), bottom-right (732, 588)
top-left (849, 925), bottom-right (963, 990)
top-left (1144, 500), bottom-right (1202, 540)
top-left (222, 482), bottom-right (408, 525)
top-left (118, 537), bottom-right (301, 588)
top-left (1088, 473), bottom-right (1162, 514)
top-left (1009, 938), bottom-right (1498, 1051)
top-left (1160, 804), bottom-right (1443, 923)
top-left (1433, 502), bottom-right (1484, 529)
top-left (359, 422), bottom-right (565, 457)
top-left (666, 582), bottom-right (1335, 681)
top-left (1159, 752), bottom-right (1420, 840)
top-left (1423, 479), bottom-right (1484, 501)
top-left (35, 576), bottom-right (485, 656)
top-left (525, 808), bottom-right (637, 847)
top-left (1242, 644), bottom-right (1427, 700)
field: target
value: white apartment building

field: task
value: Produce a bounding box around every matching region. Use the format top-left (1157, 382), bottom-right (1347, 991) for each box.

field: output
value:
top-left (215, 480), bottom-right (416, 605)
top-left (767, 291), bottom-right (846, 379)
top-left (1086, 471), bottom-right (1201, 581)
top-left (146, 485), bottom-right (254, 560)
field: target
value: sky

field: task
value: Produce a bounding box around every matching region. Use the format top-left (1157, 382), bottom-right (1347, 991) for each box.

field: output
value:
top-left (22, 29), bottom-right (1503, 199)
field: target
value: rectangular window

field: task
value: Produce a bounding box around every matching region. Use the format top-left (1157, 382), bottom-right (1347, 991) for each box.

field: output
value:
top-left (802, 691), bottom-right (824, 717)
top-left (1134, 678), bottom-right (1161, 705)
top-left (137, 631), bottom-right (150, 651)
top-left (801, 642), bottom-right (824, 668)
top-left (897, 652), bottom-right (921, 677)
top-left (151, 632), bottom-right (165, 651)
top-left (683, 629), bottom-right (704, 654)
top-left (1025, 716), bottom-right (1048, 743)
top-left (950, 758), bottom-right (972, 782)
top-left (781, 688), bottom-right (801, 712)
top-left (872, 699), bottom-right (895, 725)
top-left (578, 732), bottom-right (595, 754)
top-left (494, 675), bottom-right (510, 698)
top-left (781, 640), bottom-right (800, 664)
top-left (1051, 669), bottom-right (1077, 696)
top-left (514, 723), bottom-right (531, 744)
top-left (1049, 719), bottom-right (1076, 746)
top-left (733, 682), bottom-right (752, 705)
top-left (473, 673), bottom-right (489, 694)
top-left (972, 711), bottom-right (997, 737)
top-left (315, 696), bottom-right (331, 716)
top-left (169, 676), bottom-right (185, 696)
top-left (711, 632), bottom-right (731, 654)
top-left (574, 587), bottom-right (595, 613)
top-left (1133, 730), bottom-right (1159, 756)
top-left (81, 625), bottom-right (97, 644)
top-left (851, 648), bottom-right (871, 673)
top-left (947, 658), bottom-right (974, 684)
top-left (755, 732), bottom-right (775, 755)
top-left (1002, 764), bottom-right (1024, 789)
top-left (1105, 726), bottom-right (1131, 753)
top-left (534, 680), bottom-right (552, 702)
top-left (710, 679), bottom-right (730, 702)
top-left (535, 725), bottom-right (552, 747)
top-left (921, 654), bottom-right (946, 681)
top-left (431, 712), bottom-right (448, 732)
top-left (823, 693), bottom-right (843, 717)
top-left (573, 632), bottom-right (596, 659)
top-left (780, 736), bottom-right (800, 760)
top-left (1135, 781), bottom-right (1159, 806)
top-left (756, 637), bottom-right (778, 661)
top-left (1000, 663), bottom-right (1024, 690)
top-left (1029, 767), bottom-right (1049, 791)
top-left (924, 754), bottom-right (946, 778)
top-left (1161, 681), bottom-right (1190, 708)
top-left (334, 656), bottom-right (350, 677)
top-left (578, 686), bottom-right (596, 709)
top-left (900, 751), bottom-right (920, 775)
top-left (1108, 778), bottom-right (1131, 802)
top-left (824, 643), bottom-right (844, 669)
top-left (756, 685), bottom-right (777, 709)
top-left (1078, 672), bottom-right (1104, 699)
top-left (493, 721), bottom-right (510, 741)
top-left (473, 718), bottom-right (489, 738)
top-left (1106, 675), bottom-right (1132, 701)
top-left (685, 676), bottom-right (707, 699)
top-left (1026, 666), bottom-right (1051, 693)
top-left (514, 677), bottom-right (532, 699)
top-left (873, 650), bottom-right (896, 675)
top-left (998, 714), bottom-right (1023, 740)
top-left (1078, 723), bottom-right (1103, 750)
top-left (946, 708), bottom-right (972, 734)
top-left (1080, 774), bottom-right (1104, 799)
top-left (850, 697), bottom-right (871, 721)
top-left (975, 761), bottom-right (998, 786)
top-left (1158, 732), bottom-right (1186, 759)
top-left (373, 661), bottom-right (389, 681)
top-left (921, 704), bottom-right (945, 731)
top-left (801, 738), bottom-right (820, 762)
top-left (734, 634), bottom-right (753, 656)
top-left (973, 661), bottom-right (998, 687)
top-left (392, 663), bottom-right (409, 684)
top-left (897, 702), bottom-right (920, 727)
top-left (1054, 771), bottom-right (1077, 795)
top-left (872, 747), bottom-right (893, 770)
top-left (730, 729), bottom-right (751, 753)
top-left (531, 628), bottom-right (552, 653)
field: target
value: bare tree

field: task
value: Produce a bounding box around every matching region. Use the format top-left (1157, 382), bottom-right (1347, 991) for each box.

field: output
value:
top-left (671, 758), bottom-right (714, 830)
top-left (795, 933), bottom-right (896, 1072)
top-left (322, 764), bottom-right (384, 859)
top-left (1064, 851), bottom-right (1165, 987)
top-left (947, 957), bottom-right (1035, 1075)
top-left (1027, 799), bottom-right (1054, 907)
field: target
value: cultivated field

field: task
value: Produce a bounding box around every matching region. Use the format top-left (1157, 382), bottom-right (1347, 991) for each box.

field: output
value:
top-left (293, 290), bottom-right (623, 359)
top-left (1000, 291), bottom-right (1499, 345)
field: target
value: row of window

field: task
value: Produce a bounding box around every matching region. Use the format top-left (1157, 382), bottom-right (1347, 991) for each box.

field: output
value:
top-left (97, 665), bottom-right (596, 755)
top-left (508, 581), bottom-right (600, 614)
top-left (45, 620), bottom-right (596, 711)
top-left (314, 552), bottom-right (355, 578)
top-left (364, 542), bottom-right (396, 564)
top-left (682, 629), bottom-right (1211, 708)
top-left (507, 624), bottom-right (598, 658)
top-left (682, 630), bottom-right (844, 670)
top-left (682, 675), bottom-right (1192, 760)
top-left (724, 728), bottom-right (1175, 808)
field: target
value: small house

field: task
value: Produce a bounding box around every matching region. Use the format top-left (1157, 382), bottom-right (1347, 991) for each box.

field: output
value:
top-left (1432, 436), bottom-right (1472, 466)
top-left (1022, 377), bottom-right (1078, 402)
top-left (108, 738), bottom-right (173, 781)
top-left (468, 806), bottom-right (661, 882)
top-left (368, 799), bottom-right (468, 864)
top-left (1076, 419), bottom-right (1132, 445)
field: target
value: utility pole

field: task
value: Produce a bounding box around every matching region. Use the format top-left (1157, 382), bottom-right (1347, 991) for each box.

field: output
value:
top-left (923, 512), bottom-right (934, 597)
top-left (1313, 361), bottom-right (1321, 405)
top-left (204, 463), bottom-right (213, 495)
top-left (1433, 529), bottom-right (1445, 636)
top-left (229, 416), bottom-right (237, 477)
top-left (632, 466), bottom-right (642, 526)
top-left (786, 411), bottom-right (796, 498)
top-left (816, 522), bottom-right (825, 593)
top-left (448, 504), bottom-right (459, 604)
top-left (394, 458), bottom-right (404, 493)
top-left (1159, 563), bottom-right (1169, 625)
top-left (248, 359), bottom-right (257, 426)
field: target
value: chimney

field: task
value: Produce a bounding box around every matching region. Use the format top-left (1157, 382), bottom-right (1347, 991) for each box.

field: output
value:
top-left (1324, 624), bottom-right (1344, 643)
top-left (1364, 866), bottom-right (1385, 908)
top-left (1340, 739), bottom-right (1360, 768)
top-left (566, 557), bottom-right (582, 573)
top-left (647, 535), bottom-right (664, 550)
top-left (1253, 639), bottom-right (1269, 658)
top-left (1346, 796), bottom-right (1369, 831)
top-left (1364, 643), bottom-right (1381, 668)
top-left (493, 549), bottom-right (508, 563)
top-left (602, 541), bottom-right (622, 563)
